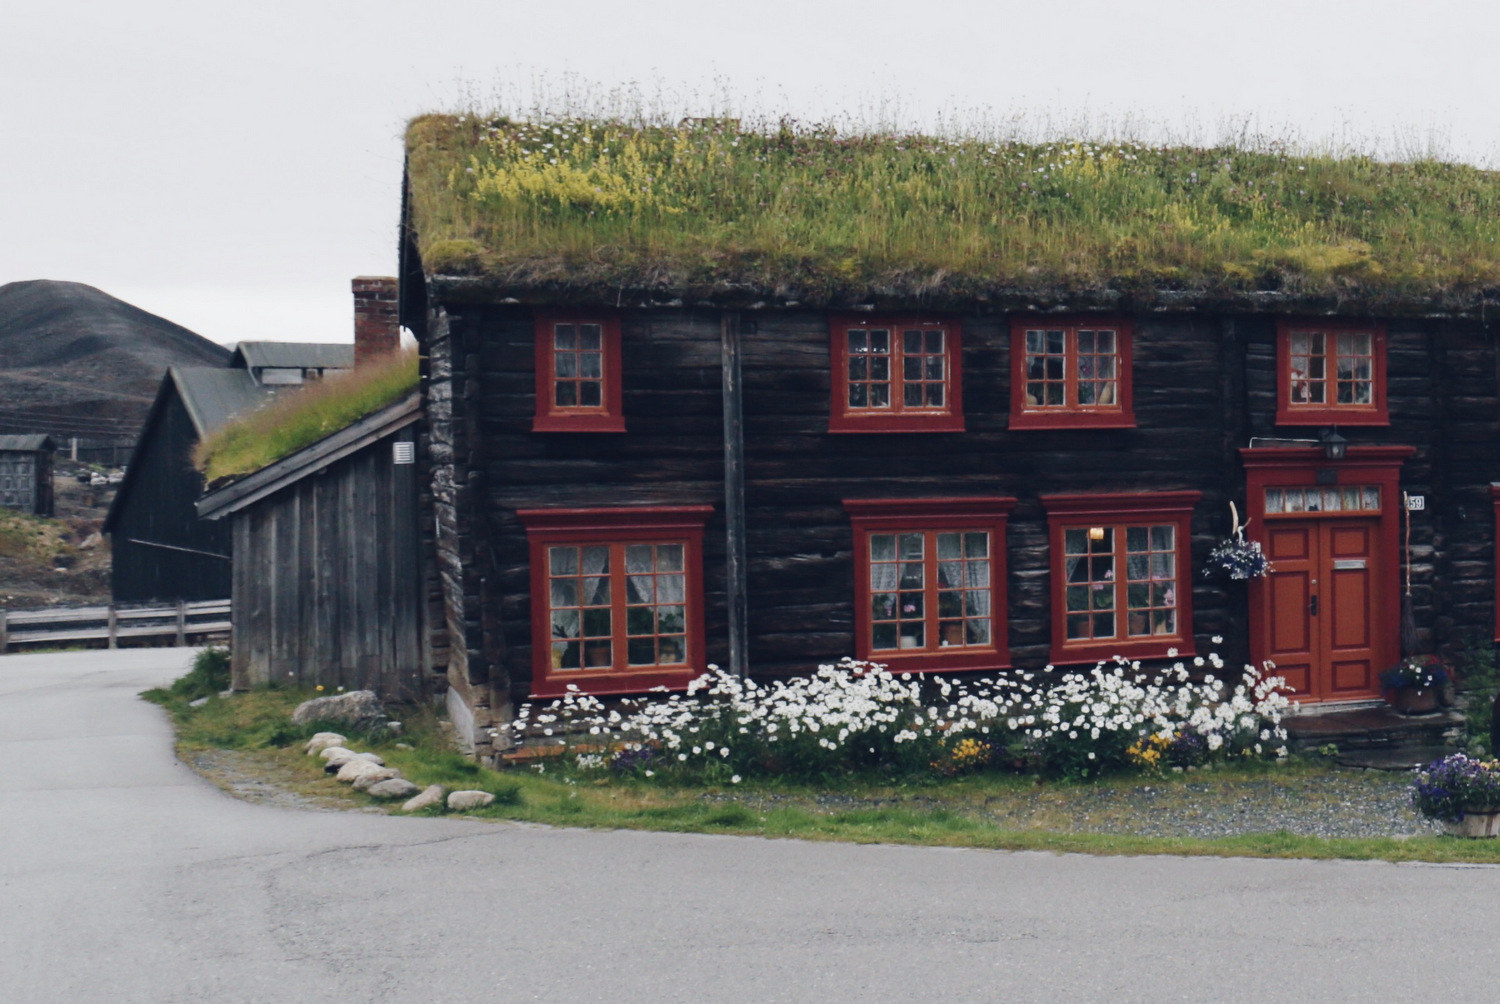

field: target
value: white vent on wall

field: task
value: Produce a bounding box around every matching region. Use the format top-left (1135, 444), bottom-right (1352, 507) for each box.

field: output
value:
top-left (392, 441), bottom-right (415, 465)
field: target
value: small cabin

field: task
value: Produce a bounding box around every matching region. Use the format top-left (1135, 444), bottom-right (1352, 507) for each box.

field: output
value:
top-left (398, 116), bottom-right (1500, 761)
top-left (197, 392), bottom-right (429, 698)
top-left (0, 435), bottom-right (55, 516)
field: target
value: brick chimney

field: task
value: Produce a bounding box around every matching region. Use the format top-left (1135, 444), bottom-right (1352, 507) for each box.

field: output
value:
top-left (352, 276), bottom-right (399, 367)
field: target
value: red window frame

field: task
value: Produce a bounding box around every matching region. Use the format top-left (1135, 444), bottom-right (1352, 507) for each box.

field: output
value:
top-left (1040, 491), bottom-right (1200, 665)
top-left (829, 316), bottom-right (965, 433)
top-left (1009, 316), bottom-right (1135, 429)
top-left (1275, 319), bottom-right (1388, 427)
top-left (844, 497), bottom-right (1015, 673)
top-left (532, 314), bottom-right (626, 432)
top-left (518, 505), bottom-right (711, 698)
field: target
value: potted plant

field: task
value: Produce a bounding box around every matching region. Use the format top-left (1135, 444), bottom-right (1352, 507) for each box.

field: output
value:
top-left (1411, 753), bottom-right (1500, 837)
top-left (1380, 655), bottom-right (1449, 715)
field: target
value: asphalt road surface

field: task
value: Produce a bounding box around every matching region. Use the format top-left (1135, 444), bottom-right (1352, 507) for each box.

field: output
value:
top-left (4, 648), bottom-right (1499, 1003)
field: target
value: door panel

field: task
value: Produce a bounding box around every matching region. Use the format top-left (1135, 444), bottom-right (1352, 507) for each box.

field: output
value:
top-left (1265, 526), bottom-right (1315, 699)
top-left (1323, 521), bottom-right (1376, 697)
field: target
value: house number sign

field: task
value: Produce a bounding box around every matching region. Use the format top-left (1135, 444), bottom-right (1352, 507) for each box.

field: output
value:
top-left (1406, 495), bottom-right (1425, 511)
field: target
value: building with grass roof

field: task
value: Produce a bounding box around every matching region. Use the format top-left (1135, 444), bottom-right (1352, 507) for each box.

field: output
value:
top-left (400, 114), bottom-right (1500, 760)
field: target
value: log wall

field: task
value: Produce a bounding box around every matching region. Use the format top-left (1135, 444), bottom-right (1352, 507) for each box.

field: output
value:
top-left (423, 303), bottom-right (1500, 706)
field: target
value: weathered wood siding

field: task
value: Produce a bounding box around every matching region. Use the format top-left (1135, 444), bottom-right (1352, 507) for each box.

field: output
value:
top-left (229, 423), bottom-right (425, 697)
top-left (424, 302), bottom-right (1500, 705)
top-left (109, 390), bottom-right (231, 603)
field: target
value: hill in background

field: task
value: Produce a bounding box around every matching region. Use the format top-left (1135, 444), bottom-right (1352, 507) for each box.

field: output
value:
top-left (0, 280), bottom-right (229, 445)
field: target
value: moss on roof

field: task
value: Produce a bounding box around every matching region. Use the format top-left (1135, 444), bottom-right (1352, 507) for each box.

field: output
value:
top-left (404, 114), bottom-right (1500, 311)
top-left (196, 351), bottom-right (418, 484)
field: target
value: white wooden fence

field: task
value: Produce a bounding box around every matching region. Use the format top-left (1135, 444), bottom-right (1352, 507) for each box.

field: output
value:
top-left (0, 600), bottom-right (231, 652)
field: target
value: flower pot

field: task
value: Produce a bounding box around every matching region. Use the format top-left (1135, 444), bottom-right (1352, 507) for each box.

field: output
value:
top-left (1387, 686), bottom-right (1440, 715)
top-left (1443, 810), bottom-right (1500, 838)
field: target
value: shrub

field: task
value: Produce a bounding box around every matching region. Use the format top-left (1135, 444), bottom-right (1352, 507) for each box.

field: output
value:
top-left (164, 646), bottom-right (231, 702)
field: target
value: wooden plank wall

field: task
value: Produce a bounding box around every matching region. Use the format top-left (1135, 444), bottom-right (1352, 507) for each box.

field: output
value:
top-left (229, 423), bottom-right (427, 698)
top-left (443, 304), bottom-right (1498, 700)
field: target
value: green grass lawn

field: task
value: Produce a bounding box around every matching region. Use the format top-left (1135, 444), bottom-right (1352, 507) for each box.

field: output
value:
top-left (144, 682), bottom-right (1500, 864)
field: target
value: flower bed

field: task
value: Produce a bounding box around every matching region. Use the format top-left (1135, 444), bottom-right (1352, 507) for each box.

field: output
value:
top-left (506, 648), bottom-right (1290, 782)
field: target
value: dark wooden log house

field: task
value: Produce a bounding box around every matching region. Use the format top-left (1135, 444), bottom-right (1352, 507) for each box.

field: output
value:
top-left (398, 120), bottom-right (1500, 761)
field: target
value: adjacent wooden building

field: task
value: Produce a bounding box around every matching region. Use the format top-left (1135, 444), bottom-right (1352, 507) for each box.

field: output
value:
top-left (0, 435), bottom-right (55, 516)
top-left (105, 344), bottom-right (354, 603)
top-left (197, 393), bottom-right (428, 697)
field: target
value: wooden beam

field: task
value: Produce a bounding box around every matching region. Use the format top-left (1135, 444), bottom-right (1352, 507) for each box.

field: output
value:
top-left (721, 310), bottom-right (748, 678)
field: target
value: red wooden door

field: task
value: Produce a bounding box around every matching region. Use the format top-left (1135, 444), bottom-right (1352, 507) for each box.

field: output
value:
top-left (1262, 519), bottom-right (1380, 702)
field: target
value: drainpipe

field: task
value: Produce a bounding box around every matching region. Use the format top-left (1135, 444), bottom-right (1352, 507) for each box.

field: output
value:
top-left (721, 311), bottom-right (748, 679)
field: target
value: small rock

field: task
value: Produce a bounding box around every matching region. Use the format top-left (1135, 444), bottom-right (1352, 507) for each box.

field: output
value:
top-left (447, 790), bottom-right (496, 811)
top-left (351, 752), bottom-right (384, 765)
top-left (395, 742), bottom-right (414, 751)
top-left (336, 759), bottom-right (388, 784)
top-left (367, 778), bottom-right (421, 800)
top-left (401, 785), bottom-right (447, 812)
top-left (320, 746), bottom-right (357, 762)
top-left (188, 696), bottom-right (209, 708)
top-left (304, 733), bottom-right (347, 755)
top-left (290, 690), bottom-right (385, 728)
top-left (352, 767), bottom-right (402, 792)
top-left (218, 689), bottom-right (235, 698)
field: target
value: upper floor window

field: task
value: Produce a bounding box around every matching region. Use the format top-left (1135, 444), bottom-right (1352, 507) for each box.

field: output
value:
top-left (1040, 491), bottom-right (1200, 665)
top-left (829, 317), bottom-right (965, 433)
top-left (517, 505), bottom-right (712, 697)
top-left (1276, 320), bottom-right (1388, 426)
top-left (1010, 317), bottom-right (1135, 429)
top-left (533, 315), bottom-right (625, 433)
top-left (844, 497), bottom-right (1014, 673)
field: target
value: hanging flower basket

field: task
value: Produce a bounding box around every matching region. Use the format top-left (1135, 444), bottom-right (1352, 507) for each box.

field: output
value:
top-left (1204, 501), bottom-right (1272, 581)
top-left (1206, 536), bottom-right (1271, 580)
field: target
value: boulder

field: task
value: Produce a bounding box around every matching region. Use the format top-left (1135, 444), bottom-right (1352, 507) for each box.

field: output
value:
top-left (335, 759), bottom-right (388, 784)
top-left (401, 785), bottom-right (447, 812)
top-left (366, 778), bottom-right (421, 800)
top-left (290, 690), bottom-right (384, 728)
top-left (320, 746), bottom-right (357, 763)
top-left (351, 767), bottom-right (402, 792)
top-left (304, 733), bottom-right (347, 755)
top-left (447, 790), bottom-right (496, 811)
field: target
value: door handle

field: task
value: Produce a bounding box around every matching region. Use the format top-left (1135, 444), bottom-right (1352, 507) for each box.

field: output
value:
top-left (1309, 594), bottom-right (1319, 616)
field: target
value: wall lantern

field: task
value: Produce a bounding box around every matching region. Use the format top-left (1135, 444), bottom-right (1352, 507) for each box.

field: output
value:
top-left (1321, 428), bottom-right (1348, 461)
top-left (1088, 526), bottom-right (1106, 541)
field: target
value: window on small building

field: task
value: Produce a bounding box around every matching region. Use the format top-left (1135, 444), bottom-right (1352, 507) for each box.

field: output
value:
top-left (1276, 320), bottom-right (1388, 426)
top-left (829, 317), bottom-right (965, 432)
top-left (518, 506), bottom-right (711, 697)
top-left (1010, 318), bottom-right (1135, 429)
top-left (844, 498), bottom-right (1015, 672)
top-left (533, 315), bottom-right (625, 432)
top-left (1041, 491), bottom-right (1200, 664)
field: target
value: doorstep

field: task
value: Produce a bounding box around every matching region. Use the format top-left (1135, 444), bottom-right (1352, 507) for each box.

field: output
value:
top-left (1282, 703), bottom-right (1466, 757)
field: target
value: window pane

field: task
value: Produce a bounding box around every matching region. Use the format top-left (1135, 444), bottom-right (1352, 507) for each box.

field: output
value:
top-left (551, 607), bottom-right (579, 638)
top-left (849, 330), bottom-right (867, 353)
top-left (938, 561), bottom-right (962, 589)
top-left (582, 608), bottom-right (612, 637)
top-left (625, 544), bottom-right (654, 574)
top-left (904, 383), bottom-right (923, 407)
top-left (870, 534), bottom-right (896, 561)
top-left (849, 383), bottom-right (868, 407)
top-left (964, 532), bottom-right (987, 557)
top-left (658, 574), bottom-right (685, 604)
top-left (869, 330), bottom-right (889, 353)
top-left (1151, 525), bottom-right (1174, 551)
top-left (925, 331), bottom-right (944, 354)
top-left (549, 546), bottom-right (578, 575)
top-left (872, 623), bottom-right (898, 649)
top-left (657, 544), bottom-right (684, 571)
top-left (555, 382), bottom-right (577, 407)
top-left (1126, 526), bottom-right (1148, 551)
top-left (900, 533), bottom-right (924, 559)
top-left (869, 384), bottom-right (889, 407)
top-left (870, 357), bottom-right (889, 380)
top-left (579, 352), bottom-right (602, 378)
top-left (925, 384), bottom-right (944, 407)
top-left (555, 353), bottom-right (577, 378)
top-left (849, 356), bottom-right (867, 380)
top-left (550, 579), bottom-right (578, 608)
top-left (899, 563), bottom-right (923, 589)
top-left (903, 330), bottom-right (922, 354)
top-left (657, 606), bottom-right (685, 634)
top-left (554, 324), bottom-right (576, 350)
top-left (937, 533), bottom-right (962, 559)
top-left (579, 325), bottom-right (602, 350)
top-left (626, 574), bottom-right (652, 605)
top-left (1064, 528), bottom-right (1087, 555)
top-left (627, 637), bottom-right (656, 665)
top-left (656, 636), bottom-right (686, 664)
top-left (579, 382), bottom-right (602, 407)
top-left (871, 593), bottom-right (896, 619)
top-left (626, 606), bottom-right (654, 635)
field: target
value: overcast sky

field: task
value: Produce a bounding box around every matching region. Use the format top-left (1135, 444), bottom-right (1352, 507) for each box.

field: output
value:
top-left (5, 0), bottom-right (1499, 346)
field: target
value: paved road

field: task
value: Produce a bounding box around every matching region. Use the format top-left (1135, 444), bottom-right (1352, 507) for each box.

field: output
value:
top-left (3, 648), bottom-right (1499, 1003)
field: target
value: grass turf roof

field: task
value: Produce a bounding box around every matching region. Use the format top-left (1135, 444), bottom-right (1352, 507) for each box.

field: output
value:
top-left (196, 350), bottom-right (418, 485)
top-left (405, 114), bottom-right (1500, 312)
